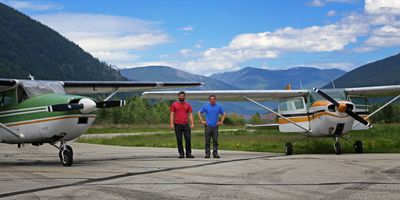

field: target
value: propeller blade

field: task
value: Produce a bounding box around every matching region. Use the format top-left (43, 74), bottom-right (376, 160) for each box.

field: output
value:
top-left (345, 109), bottom-right (372, 128)
top-left (313, 88), bottom-right (340, 106)
top-left (314, 88), bottom-right (372, 128)
top-left (96, 100), bottom-right (126, 108)
top-left (48, 103), bottom-right (83, 112)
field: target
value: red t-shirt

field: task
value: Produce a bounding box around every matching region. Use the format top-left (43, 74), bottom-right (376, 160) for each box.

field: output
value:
top-left (170, 101), bottom-right (192, 124)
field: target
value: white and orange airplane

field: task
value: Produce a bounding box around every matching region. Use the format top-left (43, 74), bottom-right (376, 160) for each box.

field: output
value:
top-left (142, 84), bottom-right (400, 155)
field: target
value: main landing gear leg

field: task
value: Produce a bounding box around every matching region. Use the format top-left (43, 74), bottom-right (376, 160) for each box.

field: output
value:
top-left (334, 136), bottom-right (341, 155)
top-left (58, 142), bottom-right (73, 166)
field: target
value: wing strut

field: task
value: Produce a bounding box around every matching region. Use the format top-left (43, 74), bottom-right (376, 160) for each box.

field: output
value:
top-left (353, 94), bottom-right (400, 129)
top-left (104, 89), bottom-right (120, 101)
top-left (244, 96), bottom-right (311, 133)
top-left (0, 123), bottom-right (25, 138)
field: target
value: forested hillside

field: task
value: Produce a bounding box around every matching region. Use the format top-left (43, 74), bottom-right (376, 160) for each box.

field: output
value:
top-left (327, 53), bottom-right (400, 88)
top-left (0, 3), bottom-right (125, 80)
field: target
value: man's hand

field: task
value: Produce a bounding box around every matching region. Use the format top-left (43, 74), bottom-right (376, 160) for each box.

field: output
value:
top-left (200, 120), bottom-right (206, 125)
top-left (191, 124), bottom-right (195, 129)
top-left (170, 124), bottom-right (174, 130)
top-left (217, 121), bottom-right (223, 126)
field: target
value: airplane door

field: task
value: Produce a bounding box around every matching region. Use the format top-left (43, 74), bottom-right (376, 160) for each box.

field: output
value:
top-left (278, 97), bottom-right (310, 132)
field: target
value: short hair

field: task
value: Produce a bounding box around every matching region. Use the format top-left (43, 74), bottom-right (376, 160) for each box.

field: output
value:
top-left (178, 91), bottom-right (186, 96)
top-left (209, 95), bottom-right (216, 100)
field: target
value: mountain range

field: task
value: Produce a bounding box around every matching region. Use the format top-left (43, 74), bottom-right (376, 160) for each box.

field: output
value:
top-left (210, 66), bottom-right (345, 89)
top-left (121, 66), bottom-right (237, 90)
top-left (121, 66), bottom-right (346, 90)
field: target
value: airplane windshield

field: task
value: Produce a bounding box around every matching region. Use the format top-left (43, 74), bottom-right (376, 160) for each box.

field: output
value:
top-left (20, 80), bottom-right (66, 97)
top-left (309, 89), bottom-right (346, 104)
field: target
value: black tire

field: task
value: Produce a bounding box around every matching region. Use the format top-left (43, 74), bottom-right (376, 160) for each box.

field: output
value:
top-left (59, 145), bottom-right (73, 166)
top-left (354, 140), bottom-right (363, 153)
top-left (285, 142), bottom-right (293, 155)
top-left (334, 141), bottom-right (341, 155)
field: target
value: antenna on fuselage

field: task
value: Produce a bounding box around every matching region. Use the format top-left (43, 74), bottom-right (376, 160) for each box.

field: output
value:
top-left (28, 74), bottom-right (35, 80)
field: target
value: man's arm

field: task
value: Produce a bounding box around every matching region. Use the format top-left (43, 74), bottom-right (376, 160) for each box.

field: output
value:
top-left (198, 111), bottom-right (206, 124)
top-left (170, 112), bottom-right (174, 130)
top-left (218, 112), bottom-right (227, 125)
top-left (189, 112), bottom-right (194, 129)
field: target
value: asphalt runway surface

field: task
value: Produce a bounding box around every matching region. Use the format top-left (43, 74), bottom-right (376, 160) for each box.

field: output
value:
top-left (0, 143), bottom-right (400, 199)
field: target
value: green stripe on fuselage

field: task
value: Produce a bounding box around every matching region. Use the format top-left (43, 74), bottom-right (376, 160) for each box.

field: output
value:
top-left (0, 93), bottom-right (88, 124)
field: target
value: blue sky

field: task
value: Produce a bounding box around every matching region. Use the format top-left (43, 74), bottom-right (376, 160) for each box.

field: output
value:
top-left (2, 0), bottom-right (400, 75)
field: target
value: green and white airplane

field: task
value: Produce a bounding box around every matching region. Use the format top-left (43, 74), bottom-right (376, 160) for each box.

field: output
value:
top-left (0, 77), bottom-right (201, 166)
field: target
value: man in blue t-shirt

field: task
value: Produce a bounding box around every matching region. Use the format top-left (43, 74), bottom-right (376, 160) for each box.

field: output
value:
top-left (198, 95), bottom-right (226, 158)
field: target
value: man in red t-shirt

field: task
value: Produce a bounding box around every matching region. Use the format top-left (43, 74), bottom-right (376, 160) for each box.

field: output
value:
top-left (170, 91), bottom-right (195, 158)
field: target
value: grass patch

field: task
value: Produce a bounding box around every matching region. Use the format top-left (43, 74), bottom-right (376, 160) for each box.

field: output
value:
top-left (79, 123), bottom-right (400, 154)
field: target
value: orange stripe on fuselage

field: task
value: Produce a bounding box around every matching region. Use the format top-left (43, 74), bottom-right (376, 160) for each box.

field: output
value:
top-left (6, 115), bottom-right (96, 127)
top-left (278, 112), bottom-right (368, 124)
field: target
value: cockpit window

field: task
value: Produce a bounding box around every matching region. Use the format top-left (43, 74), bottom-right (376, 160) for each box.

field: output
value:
top-left (279, 97), bottom-right (306, 112)
top-left (0, 89), bottom-right (16, 107)
top-left (20, 80), bottom-right (66, 97)
top-left (309, 89), bottom-right (346, 104)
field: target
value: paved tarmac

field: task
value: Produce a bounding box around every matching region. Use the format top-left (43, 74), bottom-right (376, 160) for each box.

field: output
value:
top-left (0, 143), bottom-right (400, 199)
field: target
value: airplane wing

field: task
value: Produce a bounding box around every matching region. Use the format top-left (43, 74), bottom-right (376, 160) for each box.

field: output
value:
top-left (141, 90), bottom-right (309, 101)
top-left (62, 81), bottom-right (203, 94)
top-left (344, 85), bottom-right (400, 97)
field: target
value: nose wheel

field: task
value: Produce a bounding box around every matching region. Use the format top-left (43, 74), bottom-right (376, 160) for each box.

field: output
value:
top-left (334, 136), bottom-right (341, 155)
top-left (59, 144), bottom-right (73, 166)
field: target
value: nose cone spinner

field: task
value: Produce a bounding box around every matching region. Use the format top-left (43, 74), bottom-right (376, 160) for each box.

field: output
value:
top-left (78, 98), bottom-right (97, 113)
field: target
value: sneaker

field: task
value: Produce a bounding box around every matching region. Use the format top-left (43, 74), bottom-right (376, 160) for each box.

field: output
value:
top-left (186, 154), bottom-right (195, 158)
top-left (205, 153), bottom-right (210, 158)
top-left (179, 154), bottom-right (184, 159)
top-left (213, 152), bottom-right (220, 158)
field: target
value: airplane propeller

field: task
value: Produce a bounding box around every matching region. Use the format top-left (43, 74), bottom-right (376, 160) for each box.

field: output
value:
top-left (48, 99), bottom-right (126, 113)
top-left (48, 103), bottom-right (84, 112)
top-left (96, 100), bottom-right (126, 108)
top-left (313, 88), bottom-right (372, 128)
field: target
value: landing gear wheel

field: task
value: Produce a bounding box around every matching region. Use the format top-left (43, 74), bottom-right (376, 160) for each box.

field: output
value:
top-left (354, 140), bottom-right (363, 153)
top-left (334, 141), bottom-right (341, 155)
top-left (285, 142), bottom-right (293, 155)
top-left (59, 145), bottom-right (73, 166)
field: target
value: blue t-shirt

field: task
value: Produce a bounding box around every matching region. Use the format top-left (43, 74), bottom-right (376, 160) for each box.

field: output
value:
top-left (199, 103), bottom-right (224, 127)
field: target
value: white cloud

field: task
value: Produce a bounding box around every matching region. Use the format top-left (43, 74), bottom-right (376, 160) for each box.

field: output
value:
top-left (169, 9), bottom-right (373, 74)
top-left (355, 0), bottom-right (400, 51)
top-left (1, 0), bottom-right (62, 11)
top-left (179, 26), bottom-right (194, 31)
top-left (228, 23), bottom-right (366, 52)
top-left (307, 0), bottom-right (357, 7)
top-left (195, 43), bottom-right (202, 49)
top-left (364, 25), bottom-right (400, 47)
top-left (308, 0), bottom-right (324, 7)
top-left (365, 0), bottom-right (400, 15)
top-left (33, 13), bottom-right (170, 67)
top-left (327, 10), bottom-right (337, 16)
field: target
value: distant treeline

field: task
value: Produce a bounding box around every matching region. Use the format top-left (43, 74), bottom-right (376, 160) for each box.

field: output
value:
top-left (95, 97), bottom-right (247, 125)
top-left (95, 97), bottom-right (400, 125)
